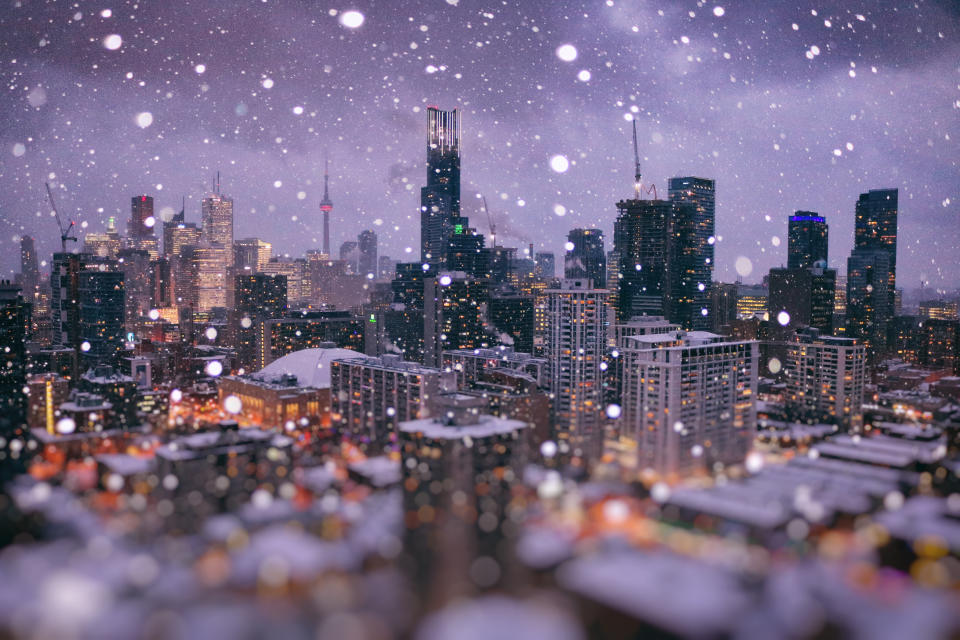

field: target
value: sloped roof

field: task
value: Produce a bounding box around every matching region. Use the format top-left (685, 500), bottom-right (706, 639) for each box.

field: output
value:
top-left (251, 347), bottom-right (359, 388)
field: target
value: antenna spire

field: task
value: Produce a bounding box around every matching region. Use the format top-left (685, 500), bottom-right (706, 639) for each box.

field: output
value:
top-left (632, 119), bottom-right (642, 199)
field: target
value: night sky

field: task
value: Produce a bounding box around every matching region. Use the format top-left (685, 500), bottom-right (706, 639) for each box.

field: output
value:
top-left (2, 0), bottom-right (958, 289)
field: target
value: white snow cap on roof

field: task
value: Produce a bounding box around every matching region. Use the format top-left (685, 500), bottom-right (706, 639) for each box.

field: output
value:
top-left (252, 347), bottom-right (359, 389)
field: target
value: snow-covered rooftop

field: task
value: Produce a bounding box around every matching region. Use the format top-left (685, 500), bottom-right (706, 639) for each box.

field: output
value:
top-left (250, 346), bottom-right (360, 388)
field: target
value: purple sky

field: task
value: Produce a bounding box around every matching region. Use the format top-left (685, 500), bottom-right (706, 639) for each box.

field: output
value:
top-left (2, 0), bottom-right (958, 290)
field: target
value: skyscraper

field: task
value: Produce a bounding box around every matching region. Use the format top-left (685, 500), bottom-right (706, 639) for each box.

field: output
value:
top-left (545, 279), bottom-right (608, 454)
top-left (768, 266), bottom-right (836, 334)
top-left (19, 235), bottom-right (39, 293)
top-left (201, 187), bottom-right (235, 266)
top-left (787, 212), bottom-right (828, 269)
top-left (234, 238), bottom-right (272, 272)
top-left (854, 189), bottom-right (898, 310)
top-left (0, 281), bottom-right (28, 427)
top-left (77, 266), bottom-right (125, 367)
top-left (320, 160), bottom-right (333, 257)
top-left (564, 228), bottom-right (606, 288)
top-left (420, 107), bottom-right (461, 266)
top-left (534, 252), bottom-right (555, 279)
top-left (846, 247), bottom-right (891, 350)
top-left (162, 198), bottom-right (185, 259)
top-left (358, 229), bottom-right (378, 278)
top-left (668, 177), bottom-right (715, 330)
top-left (423, 272), bottom-right (490, 368)
top-left (233, 273), bottom-right (287, 370)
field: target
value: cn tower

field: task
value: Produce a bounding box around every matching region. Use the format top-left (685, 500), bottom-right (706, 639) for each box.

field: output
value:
top-left (320, 159), bottom-right (333, 256)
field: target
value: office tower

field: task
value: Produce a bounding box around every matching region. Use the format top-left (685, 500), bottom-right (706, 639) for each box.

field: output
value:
top-left (233, 273), bottom-right (287, 370)
top-left (488, 286), bottom-right (535, 354)
top-left (614, 198), bottom-right (675, 320)
top-left (564, 228), bottom-right (606, 288)
top-left (854, 189), bottom-right (898, 310)
top-left (446, 222), bottom-right (487, 278)
top-left (125, 195), bottom-right (159, 259)
top-left (339, 241), bottom-right (359, 274)
top-left (785, 328), bottom-right (865, 431)
top-left (887, 315), bottom-right (924, 364)
top-left (711, 282), bottom-right (738, 333)
top-left (423, 272), bottom-right (490, 368)
top-left (117, 248), bottom-right (152, 332)
top-left (605, 249), bottom-right (620, 314)
top-left (545, 279), bottom-right (608, 453)
top-left (320, 160), bottom-right (333, 256)
top-left (194, 244), bottom-right (230, 312)
top-left (846, 247), bottom-right (891, 350)
top-left (399, 395), bottom-right (527, 608)
top-left (77, 266), bottom-right (125, 367)
top-left (768, 266), bottom-right (836, 334)
top-left (668, 177), bottom-right (716, 330)
top-left (919, 300), bottom-right (959, 321)
top-left (330, 353), bottom-right (450, 455)
top-left (19, 235), bottom-right (39, 293)
top-left (162, 199), bottom-right (185, 259)
top-left (534, 252), bottom-right (555, 279)
top-left (735, 284), bottom-right (768, 319)
top-left (384, 263), bottom-right (427, 362)
top-left (234, 238), bottom-right (272, 272)
top-left (51, 252), bottom-right (93, 353)
top-left (262, 257), bottom-right (309, 306)
top-left (84, 217), bottom-right (122, 259)
top-left (258, 311), bottom-right (364, 368)
top-left (378, 255), bottom-right (396, 280)
top-left (787, 212), bottom-right (828, 269)
top-left (0, 282), bottom-right (28, 427)
top-left (621, 331), bottom-right (757, 476)
top-left (358, 229), bottom-right (378, 278)
top-left (149, 258), bottom-right (172, 309)
top-left (420, 107), bottom-right (461, 267)
top-left (201, 188), bottom-right (234, 259)
top-left (484, 245), bottom-right (515, 285)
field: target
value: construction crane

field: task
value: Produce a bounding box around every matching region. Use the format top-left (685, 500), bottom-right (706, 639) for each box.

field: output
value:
top-left (481, 195), bottom-right (496, 247)
top-left (45, 182), bottom-right (78, 252)
top-left (632, 119), bottom-right (657, 200)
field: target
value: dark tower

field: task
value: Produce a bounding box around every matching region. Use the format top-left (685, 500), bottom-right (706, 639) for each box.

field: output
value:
top-left (668, 176), bottom-right (715, 330)
top-left (564, 229), bottom-right (606, 288)
top-left (420, 107), bottom-right (461, 266)
top-left (787, 212), bottom-right (828, 269)
top-left (320, 159), bottom-right (333, 257)
top-left (854, 189), bottom-right (898, 310)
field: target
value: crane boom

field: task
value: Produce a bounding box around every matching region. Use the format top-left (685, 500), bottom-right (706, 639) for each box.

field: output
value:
top-left (482, 195), bottom-right (496, 247)
top-left (45, 182), bottom-right (77, 252)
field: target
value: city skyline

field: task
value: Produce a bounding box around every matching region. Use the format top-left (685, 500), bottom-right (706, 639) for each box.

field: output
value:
top-left (2, 1), bottom-right (958, 288)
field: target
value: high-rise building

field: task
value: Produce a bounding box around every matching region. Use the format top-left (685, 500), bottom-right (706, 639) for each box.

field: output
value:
top-left (923, 319), bottom-right (960, 373)
top-left (233, 273), bottom-right (287, 370)
top-left (420, 107), bottom-right (461, 267)
top-left (258, 311), bottom-right (364, 368)
top-left (846, 247), bottom-right (891, 350)
top-left (125, 195), bottom-right (159, 259)
top-left (320, 160), bottom-right (334, 257)
top-left (488, 286), bottom-right (535, 354)
top-left (234, 238), bottom-right (272, 272)
top-left (201, 190), bottom-right (234, 259)
top-left (787, 212), bottom-right (828, 269)
top-left (710, 282), bottom-right (738, 333)
top-left (735, 284), bottom-right (768, 319)
top-left (442, 346), bottom-right (548, 390)
top-left (358, 229), bottom-right (378, 278)
top-left (339, 241), bottom-right (359, 274)
top-left (919, 300), bottom-right (959, 321)
top-left (193, 244), bottom-right (231, 312)
top-left (854, 189), bottom-right (898, 310)
top-left (84, 217), bottom-right (122, 260)
top-left (19, 235), bottom-right (39, 294)
top-left (51, 252), bottom-right (93, 355)
top-left (262, 257), bottom-right (309, 307)
top-left (330, 353), bottom-right (450, 455)
top-left (423, 272), bottom-right (490, 368)
top-left (77, 266), bottom-right (125, 367)
top-left (668, 177), bottom-right (715, 330)
top-left (534, 252), bottom-right (555, 279)
top-left (608, 316), bottom-right (679, 419)
top-left (162, 199), bottom-right (185, 259)
top-left (620, 330), bottom-right (757, 476)
top-left (614, 198), bottom-right (677, 321)
top-left (117, 248), bottom-right (152, 332)
top-left (564, 228), bottom-right (606, 288)
top-left (378, 255), bottom-right (396, 280)
top-left (768, 266), bottom-right (836, 334)
top-left (784, 328), bottom-right (865, 431)
top-left (384, 263), bottom-right (427, 362)
top-left (545, 279), bottom-right (608, 454)
top-left (0, 281), bottom-right (28, 427)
